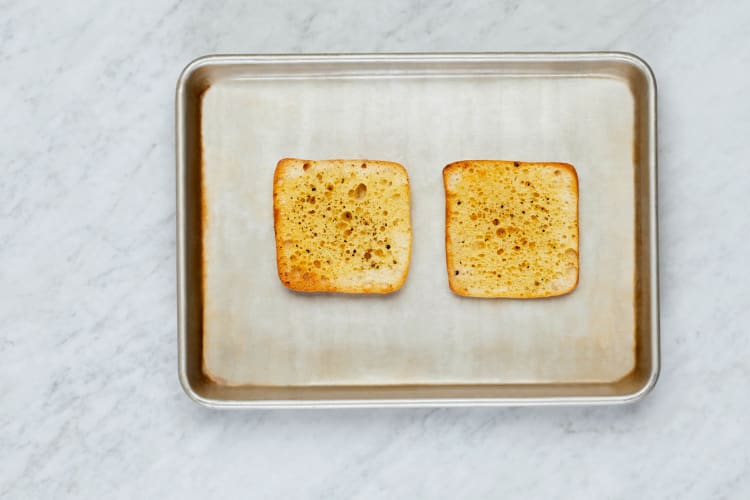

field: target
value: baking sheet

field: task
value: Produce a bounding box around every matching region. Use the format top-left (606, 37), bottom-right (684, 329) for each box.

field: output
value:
top-left (177, 53), bottom-right (659, 406)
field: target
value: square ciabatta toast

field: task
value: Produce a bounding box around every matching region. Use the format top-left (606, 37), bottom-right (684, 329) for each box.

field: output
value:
top-left (443, 160), bottom-right (579, 298)
top-left (273, 158), bottom-right (412, 294)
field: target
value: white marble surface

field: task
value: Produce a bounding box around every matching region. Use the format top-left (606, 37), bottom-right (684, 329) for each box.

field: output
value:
top-left (2, 0), bottom-right (748, 498)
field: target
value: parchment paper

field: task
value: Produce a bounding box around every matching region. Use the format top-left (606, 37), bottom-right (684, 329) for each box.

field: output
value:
top-left (201, 74), bottom-right (635, 386)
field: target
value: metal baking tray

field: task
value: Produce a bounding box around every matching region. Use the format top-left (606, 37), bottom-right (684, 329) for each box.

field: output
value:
top-left (176, 53), bottom-right (659, 408)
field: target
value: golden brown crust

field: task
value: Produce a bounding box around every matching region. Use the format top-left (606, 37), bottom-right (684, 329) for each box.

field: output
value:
top-left (273, 158), bottom-right (411, 294)
top-left (444, 160), bottom-right (579, 299)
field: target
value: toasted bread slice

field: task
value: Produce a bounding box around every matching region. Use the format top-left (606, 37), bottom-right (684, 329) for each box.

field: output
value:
top-left (444, 160), bottom-right (579, 298)
top-left (273, 158), bottom-right (412, 294)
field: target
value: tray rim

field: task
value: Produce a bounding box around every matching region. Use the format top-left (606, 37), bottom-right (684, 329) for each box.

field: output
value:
top-left (176, 51), bottom-right (659, 409)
